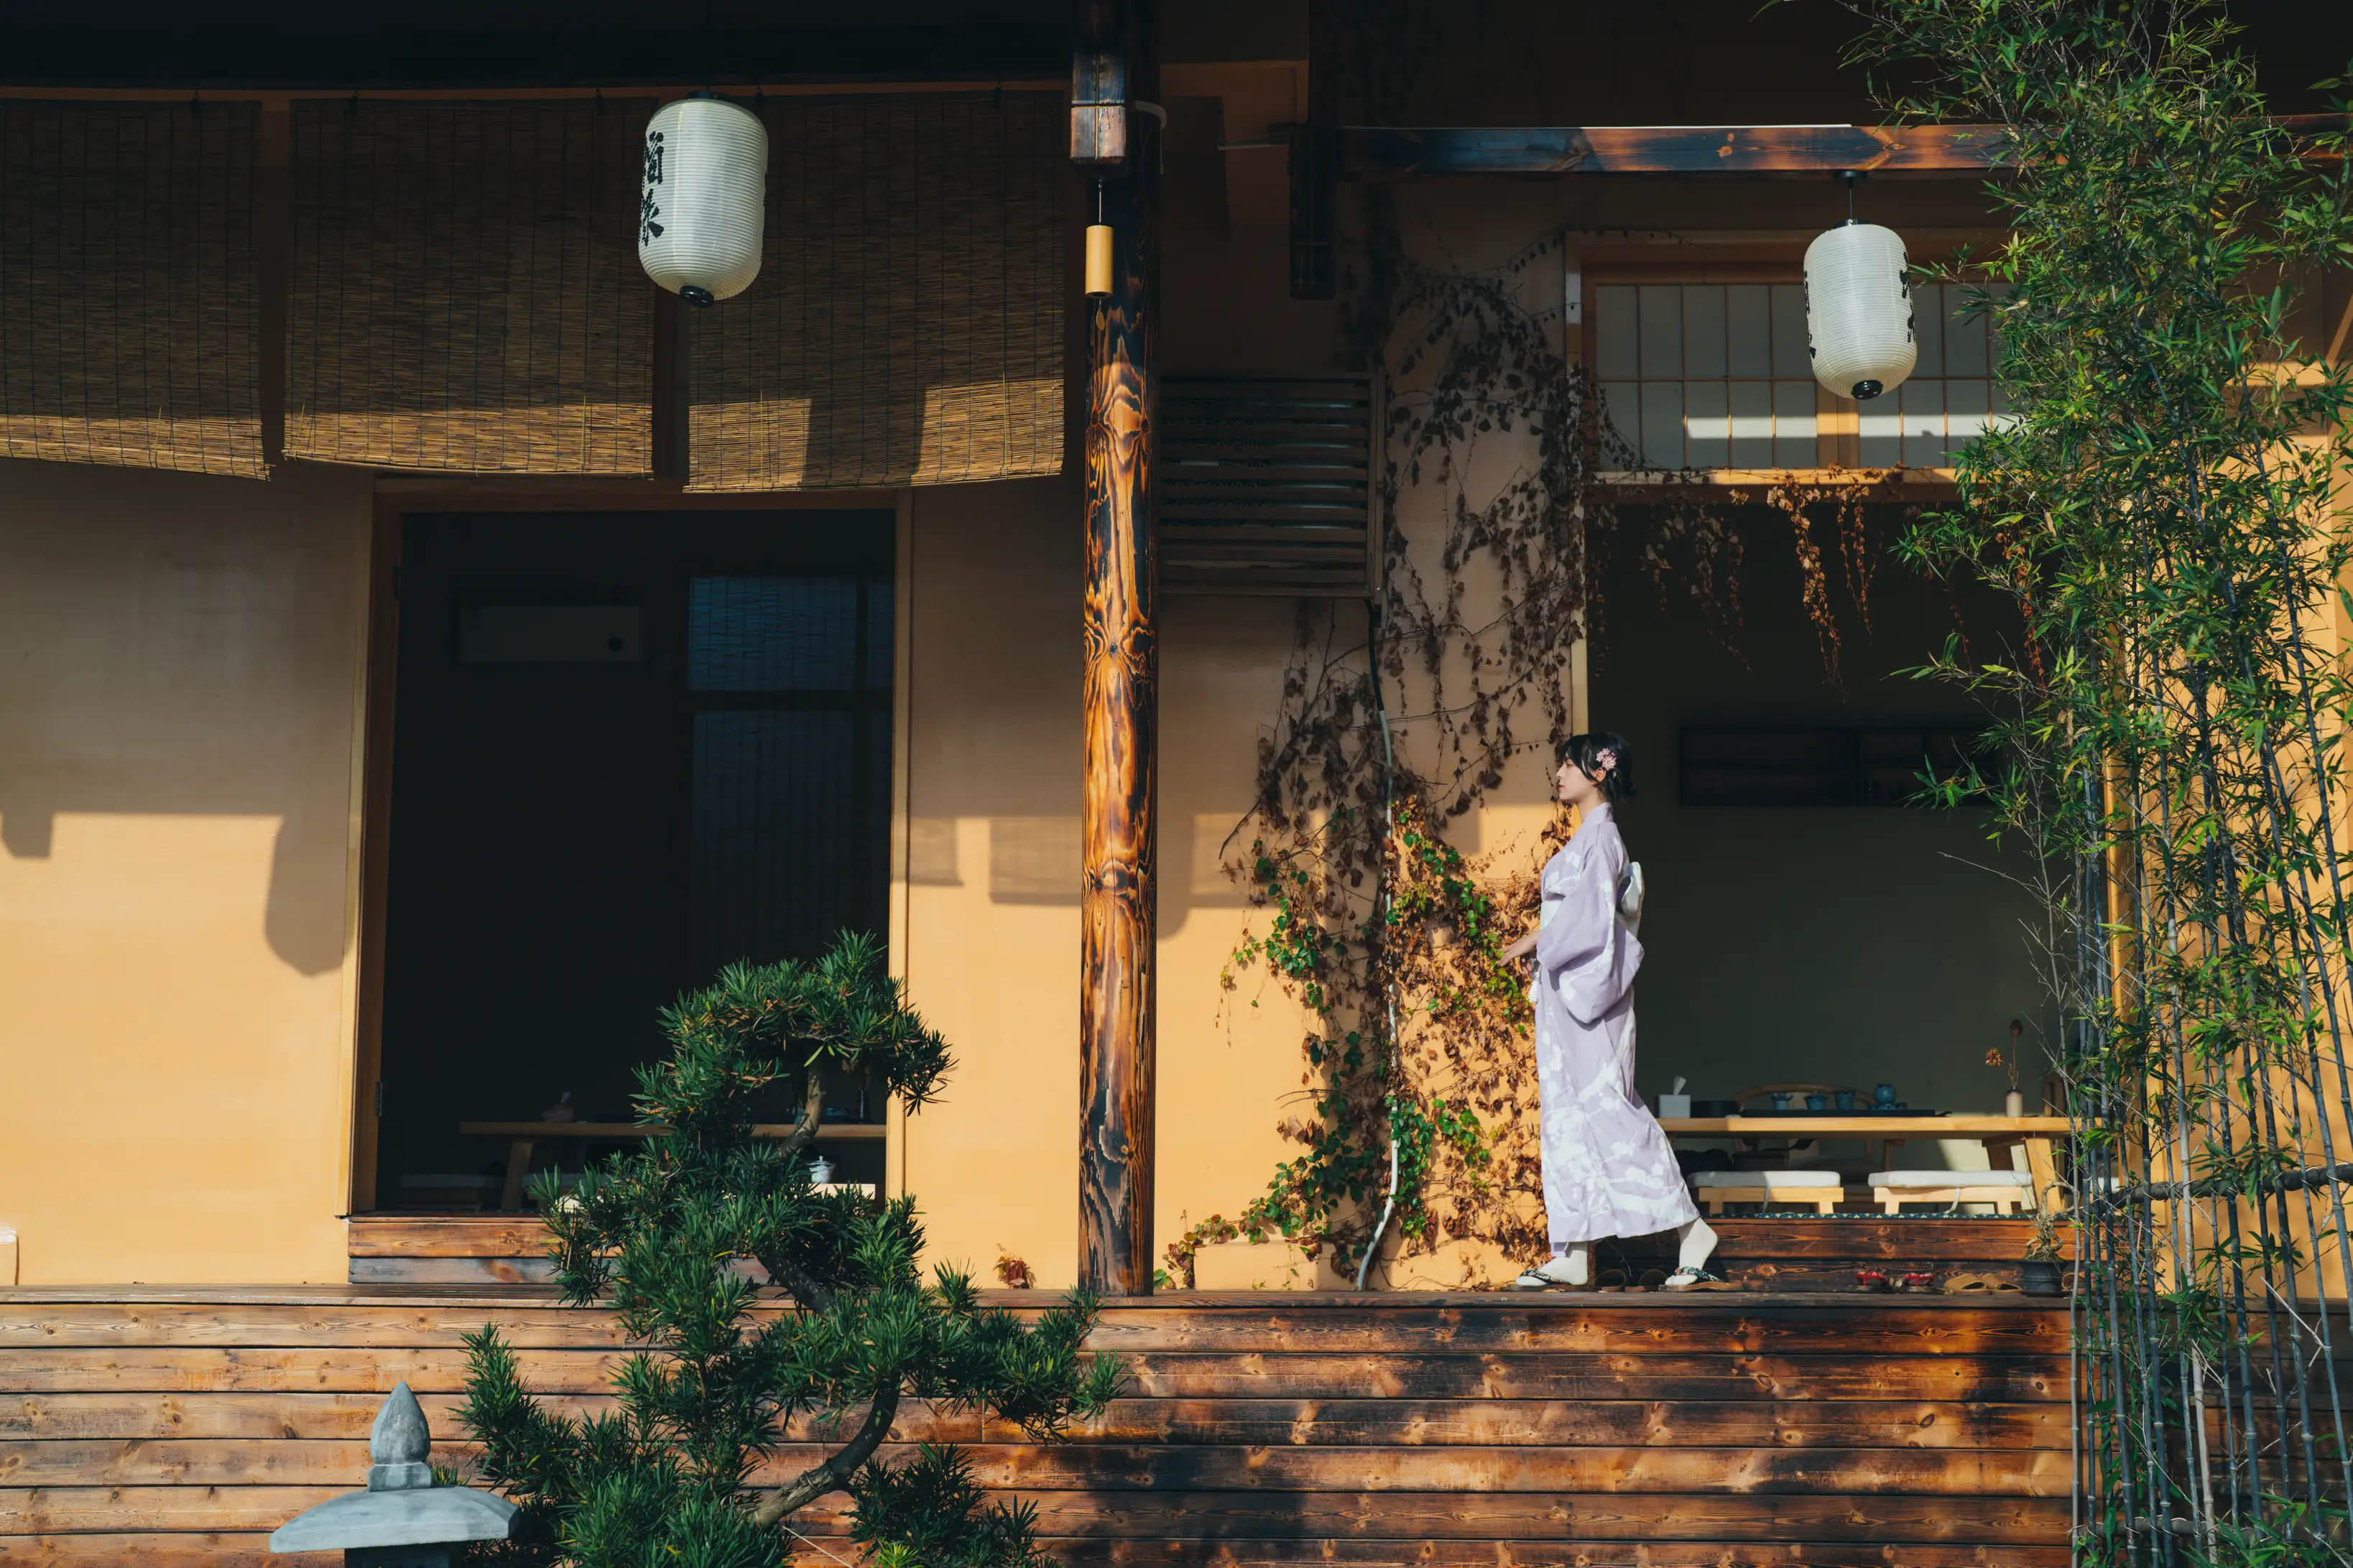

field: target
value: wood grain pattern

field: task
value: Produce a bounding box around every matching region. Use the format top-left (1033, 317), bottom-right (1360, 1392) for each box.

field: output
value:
top-left (1339, 116), bottom-right (2345, 181)
top-left (1112, 1352), bottom-right (2067, 1403)
top-left (1030, 1544), bottom-right (2069, 1568)
top-left (1342, 123), bottom-right (2012, 179)
top-left (1077, 0), bottom-right (1162, 1299)
top-left (0, 1291), bottom-right (2076, 1560)
top-left (0, 1537), bottom-right (2077, 1568)
top-left (341, 1212), bottom-right (2073, 1273)
top-left (0, 1536), bottom-right (2073, 1568)
top-left (1, 1390), bottom-right (2061, 1449)
top-left (0, 1439), bottom-right (2072, 1497)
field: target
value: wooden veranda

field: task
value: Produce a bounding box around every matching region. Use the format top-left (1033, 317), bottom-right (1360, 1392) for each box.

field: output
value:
top-left (0, 1281), bottom-right (2072, 1567)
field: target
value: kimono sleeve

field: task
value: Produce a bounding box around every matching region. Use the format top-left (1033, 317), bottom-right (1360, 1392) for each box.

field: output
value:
top-left (1534, 837), bottom-right (1643, 1024)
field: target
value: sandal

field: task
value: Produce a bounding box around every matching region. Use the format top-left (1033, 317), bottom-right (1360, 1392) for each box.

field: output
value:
top-left (1636, 1268), bottom-right (1667, 1292)
top-left (1853, 1268), bottom-right (1890, 1293)
top-left (1594, 1268), bottom-right (1629, 1293)
top-left (1510, 1258), bottom-right (1589, 1291)
top-left (1941, 1272), bottom-right (1993, 1294)
top-left (1896, 1271), bottom-right (1936, 1293)
top-left (1662, 1266), bottom-right (1739, 1291)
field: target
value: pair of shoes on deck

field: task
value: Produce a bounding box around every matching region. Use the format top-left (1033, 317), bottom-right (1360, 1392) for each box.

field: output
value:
top-left (1510, 1261), bottom-right (1738, 1292)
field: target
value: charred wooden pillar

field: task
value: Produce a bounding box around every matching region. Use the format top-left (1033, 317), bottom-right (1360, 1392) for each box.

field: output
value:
top-left (1073, 0), bottom-right (1159, 1296)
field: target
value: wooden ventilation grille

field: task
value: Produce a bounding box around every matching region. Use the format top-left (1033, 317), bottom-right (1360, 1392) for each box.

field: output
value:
top-left (1159, 376), bottom-right (1379, 596)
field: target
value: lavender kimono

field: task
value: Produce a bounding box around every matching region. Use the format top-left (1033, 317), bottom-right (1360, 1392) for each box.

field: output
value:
top-left (1531, 803), bottom-right (1697, 1245)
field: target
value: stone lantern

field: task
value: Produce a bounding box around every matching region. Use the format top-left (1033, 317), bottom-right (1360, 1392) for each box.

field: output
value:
top-left (269, 1383), bottom-right (517, 1567)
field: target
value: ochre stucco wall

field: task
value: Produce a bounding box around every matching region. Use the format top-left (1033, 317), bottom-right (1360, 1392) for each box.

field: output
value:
top-left (892, 478), bottom-right (1316, 1289)
top-left (0, 461), bottom-right (373, 1284)
top-left (0, 52), bottom-right (2047, 1288)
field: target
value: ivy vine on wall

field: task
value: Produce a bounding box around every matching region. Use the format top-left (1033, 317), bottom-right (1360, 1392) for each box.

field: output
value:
top-left (1167, 187), bottom-right (1906, 1287)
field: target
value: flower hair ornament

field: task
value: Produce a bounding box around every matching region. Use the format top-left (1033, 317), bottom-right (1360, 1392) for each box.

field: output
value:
top-left (1592, 748), bottom-right (1619, 774)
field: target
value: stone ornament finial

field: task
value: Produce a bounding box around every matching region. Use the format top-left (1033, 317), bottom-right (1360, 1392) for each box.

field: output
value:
top-left (369, 1382), bottom-right (435, 1491)
top-left (269, 1384), bottom-right (516, 1560)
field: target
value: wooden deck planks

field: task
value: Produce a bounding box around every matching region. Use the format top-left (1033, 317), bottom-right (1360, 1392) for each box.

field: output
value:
top-left (0, 1536), bottom-right (2073, 1568)
top-left (341, 1214), bottom-right (2074, 1287)
top-left (2, 1391), bottom-right (2063, 1447)
top-left (0, 1438), bottom-right (2076, 1496)
top-left (6, 1300), bottom-right (2068, 1353)
top-left (0, 1289), bottom-right (2075, 1561)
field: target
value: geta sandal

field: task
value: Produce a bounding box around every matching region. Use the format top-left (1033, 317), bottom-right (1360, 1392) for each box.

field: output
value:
top-left (1662, 1266), bottom-right (1739, 1291)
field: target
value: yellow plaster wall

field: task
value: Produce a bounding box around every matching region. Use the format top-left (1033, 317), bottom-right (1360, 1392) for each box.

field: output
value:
top-left (0, 461), bottom-right (372, 1284)
top-left (893, 477), bottom-right (1314, 1288)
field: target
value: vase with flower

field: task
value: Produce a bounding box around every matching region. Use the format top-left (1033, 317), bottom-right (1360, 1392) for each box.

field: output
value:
top-left (1988, 1019), bottom-right (2025, 1118)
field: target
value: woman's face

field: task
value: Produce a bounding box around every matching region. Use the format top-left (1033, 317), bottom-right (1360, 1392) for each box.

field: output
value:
top-left (1555, 756), bottom-right (1607, 809)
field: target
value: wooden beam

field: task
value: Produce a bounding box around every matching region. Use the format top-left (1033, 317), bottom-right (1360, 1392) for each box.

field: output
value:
top-left (1341, 123), bottom-right (2012, 180)
top-left (1287, 0), bottom-right (1337, 300)
top-left (1340, 115), bottom-right (2348, 180)
top-left (1076, 0), bottom-right (1160, 1296)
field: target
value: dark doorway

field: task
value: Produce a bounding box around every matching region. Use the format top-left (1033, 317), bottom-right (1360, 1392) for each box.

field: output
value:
top-left (372, 509), bottom-right (894, 1210)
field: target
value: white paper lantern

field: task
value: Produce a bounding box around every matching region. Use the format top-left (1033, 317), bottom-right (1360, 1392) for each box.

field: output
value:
top-left (1803, 221), bottom-right (1916, 402)
top-left (638, 95), bottom-right (767, 306)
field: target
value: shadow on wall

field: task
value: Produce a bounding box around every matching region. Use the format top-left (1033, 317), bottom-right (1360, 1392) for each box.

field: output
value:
top-left (968, 815), bottom-right (1254, 912)
top-left (0, 460), bottom-right (369, 975)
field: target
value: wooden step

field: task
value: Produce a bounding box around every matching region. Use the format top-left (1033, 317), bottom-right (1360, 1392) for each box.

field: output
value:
top-left (0, 1288), bottom-right (2079, 1563)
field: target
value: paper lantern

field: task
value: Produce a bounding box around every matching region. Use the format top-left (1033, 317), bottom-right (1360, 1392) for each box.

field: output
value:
top-left (1803, 221), bottom-right (1915, 402)
top-left (638, 94), bottom-right (767, 306)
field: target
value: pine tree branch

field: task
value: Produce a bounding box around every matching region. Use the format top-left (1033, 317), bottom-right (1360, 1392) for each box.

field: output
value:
top-left (775, 1058), bottom-right (827, 1165)
top-left (762, 1251), bottom-right (836, 1314)
top-left (750, 1383), bottom-right (900, 1527)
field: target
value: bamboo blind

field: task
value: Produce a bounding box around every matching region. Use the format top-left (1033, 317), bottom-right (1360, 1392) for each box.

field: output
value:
top-left (288, 100), bottom-right (654, 474)
top-left (688, 92), bottom-right (1065, 492)
top-left (0, 101), bottom-right (263, 478)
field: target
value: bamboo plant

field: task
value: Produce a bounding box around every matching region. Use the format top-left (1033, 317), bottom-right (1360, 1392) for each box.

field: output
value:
top-left (1844, 0), bottom-right (2353, 1558)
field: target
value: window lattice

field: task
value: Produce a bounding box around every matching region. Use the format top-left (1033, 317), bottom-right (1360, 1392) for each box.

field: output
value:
top-left (1595, 281), bottom-right (2012, 470)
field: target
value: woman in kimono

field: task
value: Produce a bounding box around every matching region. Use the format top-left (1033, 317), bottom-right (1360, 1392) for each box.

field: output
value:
top-left (1501, 733), bottom-right (1727, 1291)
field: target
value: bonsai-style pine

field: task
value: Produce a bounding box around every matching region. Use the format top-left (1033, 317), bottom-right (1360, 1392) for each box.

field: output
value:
top-left (456, 932), bottom-right (1121, 1568)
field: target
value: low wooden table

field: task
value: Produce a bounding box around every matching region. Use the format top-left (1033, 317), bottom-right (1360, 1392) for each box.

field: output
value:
top-left (460, 1121), bottom-right (889, 1210)
top-left (1658, 1115), bottom-right (2071, 1212)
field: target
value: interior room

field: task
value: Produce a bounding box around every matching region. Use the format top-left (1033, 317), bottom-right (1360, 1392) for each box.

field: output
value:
top-left (371, 509), bottom-right (897, 1210)
top-left (1596, 499), bottom-right (2054, 1211)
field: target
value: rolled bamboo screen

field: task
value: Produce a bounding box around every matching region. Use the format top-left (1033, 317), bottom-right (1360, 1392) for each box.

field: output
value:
top-left (288, 100), bottom-right (655, 474)
top-left (688, 92), bottom-right (1066, 492)
top-left (0, 101), bottom-right (263, 478)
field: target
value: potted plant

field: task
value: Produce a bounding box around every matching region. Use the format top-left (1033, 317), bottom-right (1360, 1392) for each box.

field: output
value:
top-left (2020, 1198), bottom-right (2067, 1296)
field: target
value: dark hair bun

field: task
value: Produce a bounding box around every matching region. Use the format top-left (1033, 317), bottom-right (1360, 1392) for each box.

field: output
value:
top-left (1555, 730), bottom-right (1636, 802)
